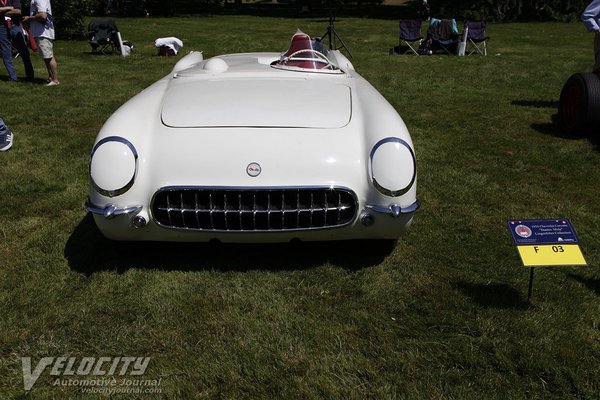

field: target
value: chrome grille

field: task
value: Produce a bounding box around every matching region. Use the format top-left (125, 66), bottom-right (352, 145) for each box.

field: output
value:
top-left (152, 187), bottom-right (357, 231)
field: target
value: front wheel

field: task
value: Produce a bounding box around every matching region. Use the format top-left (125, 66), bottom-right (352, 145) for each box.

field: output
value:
top-left (558, 72), bottom-right (600, 136)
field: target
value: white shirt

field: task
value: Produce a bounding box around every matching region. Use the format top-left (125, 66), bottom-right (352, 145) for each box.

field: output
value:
top-left (154, 37), bottom-right (183, 54)
top-left (582, 0), bottom-right (600, 32)
top-left (30, 0), bottom-right (55, 39)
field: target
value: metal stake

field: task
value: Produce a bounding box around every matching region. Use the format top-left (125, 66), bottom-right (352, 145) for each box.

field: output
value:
top-left (527, 267), bottom-right (535, 302)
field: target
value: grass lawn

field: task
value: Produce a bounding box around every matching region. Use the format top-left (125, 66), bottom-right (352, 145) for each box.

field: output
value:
top-left (0, 15), bottom-right (599, 399)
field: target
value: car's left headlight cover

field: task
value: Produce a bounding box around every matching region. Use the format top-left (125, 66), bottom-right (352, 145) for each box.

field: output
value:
top-left (90, 136), bottom-right (138, 198)
top-left (370, 137), bottom-right (416, 197)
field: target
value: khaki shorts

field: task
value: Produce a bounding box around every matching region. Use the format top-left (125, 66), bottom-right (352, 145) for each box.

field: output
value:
top-left (36, 37), bottom-right (54, 59)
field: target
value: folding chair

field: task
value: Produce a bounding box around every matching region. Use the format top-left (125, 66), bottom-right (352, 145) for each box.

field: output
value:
top-left (87, 19), bottom-right (120, 55)
top-left (398, 19), bottom-right (423, 55)
top-left (464, 20), bottom-right (489, 56)
top-left (428, 18), bottom-right (459, 55)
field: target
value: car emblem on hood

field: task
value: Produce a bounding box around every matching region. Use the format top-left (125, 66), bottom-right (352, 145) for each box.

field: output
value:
top-left (247, 162), bottom-right (261, 177)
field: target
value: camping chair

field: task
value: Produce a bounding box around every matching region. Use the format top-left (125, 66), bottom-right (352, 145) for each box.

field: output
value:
top-left (398, 19), bottom-right (423, 55)
top-left (87, 19), bottom-right (121, 55)
top-left (464, 20), bottom-right (489, 56)
top-left (428, 18), bottom-right (459, 54)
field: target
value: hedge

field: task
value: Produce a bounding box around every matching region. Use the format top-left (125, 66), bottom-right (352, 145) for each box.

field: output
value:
top-left (431, 0), bottom-right (589, 22)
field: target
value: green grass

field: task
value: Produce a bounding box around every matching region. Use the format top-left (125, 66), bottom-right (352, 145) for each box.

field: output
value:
top-left (1, 16), bottom-right (599, 399)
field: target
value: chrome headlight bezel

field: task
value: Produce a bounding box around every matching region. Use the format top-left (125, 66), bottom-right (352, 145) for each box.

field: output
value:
top-left (90, 136), bottom-right (138, 198)
top-left (370, 137), bottom-right (416, 197)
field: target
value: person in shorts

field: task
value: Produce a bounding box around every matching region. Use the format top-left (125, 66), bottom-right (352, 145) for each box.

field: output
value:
top-left (23, 0), bottom-right (57, 86)
top-left (582, 0), bottom-right (600, 76)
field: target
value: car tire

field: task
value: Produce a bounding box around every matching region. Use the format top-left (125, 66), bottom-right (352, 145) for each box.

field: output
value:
top-left (559, 72), bottom-right (600, 136)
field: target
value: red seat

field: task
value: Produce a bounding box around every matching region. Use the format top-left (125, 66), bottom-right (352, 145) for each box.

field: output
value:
top-left (278, 31), bottom-right (326, 70)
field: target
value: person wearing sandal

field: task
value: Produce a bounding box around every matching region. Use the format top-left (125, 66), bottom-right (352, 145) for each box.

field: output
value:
top-left (23, 0), bottom-right (58, 86)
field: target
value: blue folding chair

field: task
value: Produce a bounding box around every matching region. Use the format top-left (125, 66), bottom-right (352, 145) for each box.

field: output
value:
top-left (399, 19), bottom-right (423, 55)
top-left (428, 18), bottom-right (459, 55)
top-left (464, 20), bottom-right (490, 56)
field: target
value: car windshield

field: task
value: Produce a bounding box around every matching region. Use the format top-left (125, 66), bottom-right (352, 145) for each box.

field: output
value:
top-left (272, 30), bottom-right (341, 73)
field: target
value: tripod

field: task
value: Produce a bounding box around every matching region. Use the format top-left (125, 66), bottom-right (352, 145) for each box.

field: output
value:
top-left (320, 11), bottom-right (352, 58)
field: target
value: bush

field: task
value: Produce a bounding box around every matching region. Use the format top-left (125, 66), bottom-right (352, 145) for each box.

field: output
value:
top-left (20, 0), bottom-right (97, 38)
top-left (144, 0), bottom-right (223, 16)
top-left (430, 0), bottom-right (588, 22)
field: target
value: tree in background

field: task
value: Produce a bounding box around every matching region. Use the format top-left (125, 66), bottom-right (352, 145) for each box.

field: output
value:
top-left (428, 0), bottom-right (588, 22)
top-left (19, 0), bottom-right (591, 39)
top-left (20, 0), bottom-right (97, 38)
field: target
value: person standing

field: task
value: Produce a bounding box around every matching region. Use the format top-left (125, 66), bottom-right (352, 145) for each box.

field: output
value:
top-left (5, 0), bottom-right (34, 80)
top-left (582, 0), bottom-right (600, 75)
top-left (418, 0), bottom-right (431, 22)
top-left (23, 0), bottom-right (57, 86)
top-left (0, 0), bottom-right (18, 81)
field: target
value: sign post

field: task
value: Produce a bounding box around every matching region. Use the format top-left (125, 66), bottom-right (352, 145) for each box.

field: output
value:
top-left (528, 267), bottom-right (535, 302)
top-left (507, 219), bottom-right (587, 301)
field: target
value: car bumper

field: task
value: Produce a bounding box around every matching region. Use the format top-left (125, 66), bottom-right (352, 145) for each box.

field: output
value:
top-left (86, 198), bottom-right (420, 242)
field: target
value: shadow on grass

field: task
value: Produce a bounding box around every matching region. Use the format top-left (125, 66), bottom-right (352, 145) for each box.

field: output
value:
top-left (511, 100), bottom-right (558, 109)
top-left (518, 99), bottom-right (600, 149)
top-left (454, 282), bottom-right (529, 309)
top-left (567, 273), bottom-right (600, 296)
top-left (530, 121), bottom-right (565, 137)
top-left (0, 76), bottom-right (47, 84)
top-left (82, 51), bottom-right (122, 56)
top-left (511, 99), bottom-right (568, 138)
top-left (65, 214), bottom-right (395, 275)
top-left (530, 114), bottom-right (600, 151)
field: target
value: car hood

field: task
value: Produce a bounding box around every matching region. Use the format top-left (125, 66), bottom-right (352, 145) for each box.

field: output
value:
top-left (160, 78), bottom-right (352, 129)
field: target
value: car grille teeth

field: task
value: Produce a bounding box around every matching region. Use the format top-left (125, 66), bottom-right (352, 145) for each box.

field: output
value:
top-left (152, 188), bottom-right (357, 231)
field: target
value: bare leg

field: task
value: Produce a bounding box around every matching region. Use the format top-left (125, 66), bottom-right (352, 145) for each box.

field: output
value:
top-left (44, 57), bottom-right (58, 84)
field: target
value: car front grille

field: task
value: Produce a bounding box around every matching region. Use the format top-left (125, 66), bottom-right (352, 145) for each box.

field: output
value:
top-left (151, 187), bottom-right (357, 232)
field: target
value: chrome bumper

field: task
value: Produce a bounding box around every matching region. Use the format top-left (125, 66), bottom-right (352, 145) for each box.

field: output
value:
top-left (85, 199), bottom-right (142, 219)
top-left (86, 199), bottom-right (419, 222)
top-left (365, 199), bottom-right (420, 217)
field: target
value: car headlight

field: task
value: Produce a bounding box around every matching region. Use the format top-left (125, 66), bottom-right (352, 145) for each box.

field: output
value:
top-left (90, 136), bottom-right (138, 198)
top-left (370, 137), bottom-right (416, 197)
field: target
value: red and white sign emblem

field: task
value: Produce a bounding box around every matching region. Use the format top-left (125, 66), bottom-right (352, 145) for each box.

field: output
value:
top-left (515, 224), bottom-right (532, 238)
top-left (246, 162), bottom-right (261, 177)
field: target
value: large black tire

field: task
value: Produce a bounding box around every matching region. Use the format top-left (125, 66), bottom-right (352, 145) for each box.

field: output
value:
top-left (559, 72), bottom-right (600, 136)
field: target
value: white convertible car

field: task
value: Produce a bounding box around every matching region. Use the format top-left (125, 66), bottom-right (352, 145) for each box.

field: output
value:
top-left (86, 31), bottom-right (419, 242)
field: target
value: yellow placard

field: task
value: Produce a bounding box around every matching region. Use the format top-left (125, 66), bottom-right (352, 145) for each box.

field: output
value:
top-left (517, 244), bottom-right (587, 267)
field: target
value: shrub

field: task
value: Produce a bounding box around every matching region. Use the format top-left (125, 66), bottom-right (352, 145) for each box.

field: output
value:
top-left (20, 0), bottom-right (97, 38)
top-left (430, 0), bottom-right (588, 22)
